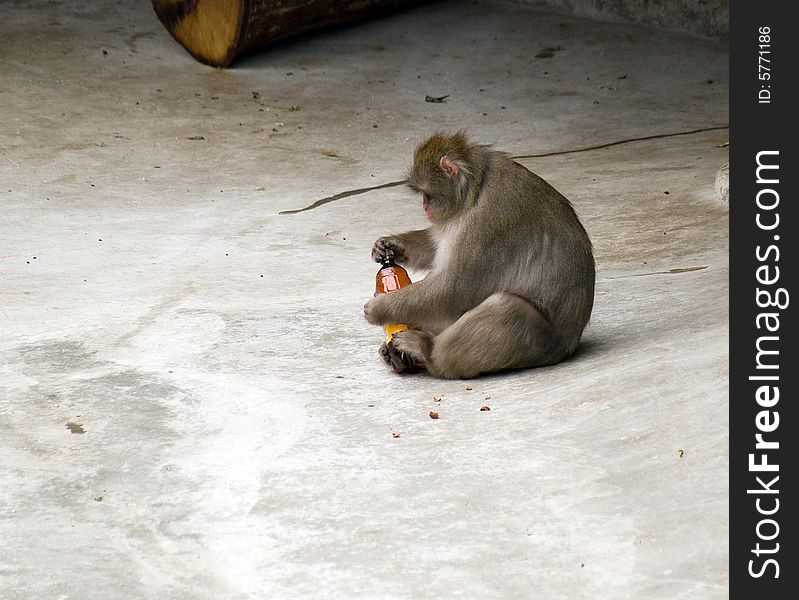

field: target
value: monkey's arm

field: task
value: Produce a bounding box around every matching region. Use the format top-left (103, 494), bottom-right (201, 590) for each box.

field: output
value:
top-left (372, 228), bottom-right (436, 271)
top-left (365, 271), bottom-right (482, 328)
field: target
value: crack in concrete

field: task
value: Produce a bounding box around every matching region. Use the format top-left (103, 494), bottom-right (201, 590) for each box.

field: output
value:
top-left (113, 282), bottom-right (197, 347)
top-left (279, 180), bottom-right (407, 215)
top-left (511, 125), bottom-right (729, 159)
top-left (604, 266), bottom-right (708, 280)
top-left (279, 125), bottom-right (729, 215)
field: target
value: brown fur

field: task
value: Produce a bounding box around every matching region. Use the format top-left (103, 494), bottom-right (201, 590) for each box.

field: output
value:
top-left (364, 132), bottom-right (595, 379)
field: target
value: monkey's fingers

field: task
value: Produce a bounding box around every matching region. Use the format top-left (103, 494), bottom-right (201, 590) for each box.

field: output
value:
top-left (371, 239), bottom-right (389, 262)
top-left (371, 237), bottom-right (405, 263)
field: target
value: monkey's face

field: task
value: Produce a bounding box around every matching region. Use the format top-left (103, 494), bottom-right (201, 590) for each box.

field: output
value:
top-left (408, 133), bottom-right (470, 223)
top-left (422, 192), bottom-right (432, 220)
top-left (408, 178), bottom-right (459, 223)
top-left (408, 163), bottom-right (461, 223)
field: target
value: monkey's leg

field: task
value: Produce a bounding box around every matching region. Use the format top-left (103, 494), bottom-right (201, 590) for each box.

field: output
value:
top-left (426, 292), bottom-right (567, 379)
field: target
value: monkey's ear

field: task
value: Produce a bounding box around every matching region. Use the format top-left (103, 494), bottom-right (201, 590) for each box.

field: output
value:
top-left (439, 155), bottom-right (459, 179)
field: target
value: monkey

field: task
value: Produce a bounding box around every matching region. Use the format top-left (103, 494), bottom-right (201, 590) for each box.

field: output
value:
top-left (364, 131), bottom-right (595, 379)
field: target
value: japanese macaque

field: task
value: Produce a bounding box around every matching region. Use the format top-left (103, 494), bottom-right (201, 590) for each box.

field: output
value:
top-left (364, 131), bottom-right (595, 379)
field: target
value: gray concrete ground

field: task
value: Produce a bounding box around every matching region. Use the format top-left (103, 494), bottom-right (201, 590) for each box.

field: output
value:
top-left (1, 1), bottom-right (728, 598)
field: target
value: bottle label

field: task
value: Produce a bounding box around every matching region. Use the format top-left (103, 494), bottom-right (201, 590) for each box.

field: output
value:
top-left (380, 271), bottom-right (403, 293)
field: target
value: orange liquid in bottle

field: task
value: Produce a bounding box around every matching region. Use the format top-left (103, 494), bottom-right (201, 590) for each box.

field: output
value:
top-left (375, 256), bottom-right (412, 344)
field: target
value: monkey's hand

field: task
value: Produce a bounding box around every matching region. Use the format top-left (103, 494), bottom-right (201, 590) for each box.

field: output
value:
top-left (371, 236), bottom-right (407, 263)
top-left (364, 295), bottom-right (390, 325)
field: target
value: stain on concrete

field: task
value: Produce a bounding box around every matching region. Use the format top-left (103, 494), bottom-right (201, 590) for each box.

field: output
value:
top-left (22, 367), bottom-right (188, 444)
top-left (124, 30), bottom-right (155, 53)
top-left (19, 340), bottom-right (99, 374)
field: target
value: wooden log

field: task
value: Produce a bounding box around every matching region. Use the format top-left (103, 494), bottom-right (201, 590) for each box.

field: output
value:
top-left (152, 0), bottom-right (422, 68)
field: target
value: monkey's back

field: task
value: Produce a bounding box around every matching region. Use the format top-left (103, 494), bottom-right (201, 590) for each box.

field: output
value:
top-left (471, 155), bottom-right (595, 351)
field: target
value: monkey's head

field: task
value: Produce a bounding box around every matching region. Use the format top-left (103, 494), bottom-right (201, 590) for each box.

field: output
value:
top-left (407, 132), bottom-right (472, 223)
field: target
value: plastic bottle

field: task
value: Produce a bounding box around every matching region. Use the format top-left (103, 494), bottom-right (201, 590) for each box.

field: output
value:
top-left (375, 255), bottom-right (412, 344)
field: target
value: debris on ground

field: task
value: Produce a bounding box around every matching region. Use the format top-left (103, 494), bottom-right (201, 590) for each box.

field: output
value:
top-left (66, 421), bottom-right (85, 434)
top-left (535, 46), bottom-right (562, 59)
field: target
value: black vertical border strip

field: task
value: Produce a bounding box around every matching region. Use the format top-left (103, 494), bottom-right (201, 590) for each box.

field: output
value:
top-left (730, 2), bottom-right (795, 597)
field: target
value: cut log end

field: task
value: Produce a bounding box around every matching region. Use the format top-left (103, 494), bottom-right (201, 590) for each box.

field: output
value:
top-left (153, 0), bottom-right (422, 68)
top-left (153, 0), bottom-right (243, 67)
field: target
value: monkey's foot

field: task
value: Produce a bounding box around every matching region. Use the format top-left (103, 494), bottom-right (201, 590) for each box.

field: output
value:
top-left (378, 339), bottom-right (423, 374)
top-left (385, 330), bottom-right (432, 374)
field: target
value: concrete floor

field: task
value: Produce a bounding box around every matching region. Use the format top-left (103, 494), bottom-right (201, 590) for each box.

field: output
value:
top-left (0, 1), bottom-right (728, 598)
